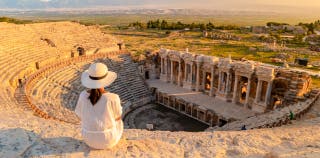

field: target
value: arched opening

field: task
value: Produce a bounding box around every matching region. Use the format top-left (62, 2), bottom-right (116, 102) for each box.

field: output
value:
top-left (77, 47), bottom-right (85, 56)
top-left (180, 103), bottom-right (186, 112)
top-left (218, 119), bottom-right (227, 127)
top-left (206, 112), bottom-right (213, 123)
top-left (145, 71), bottom-right (150, 79)
top-left (192, 108), bottom-right (198, 117)
top-left (35, 62), bottom-right (40, 69)
top-left (18, 79), bottom-right (23, 88)
top-left (117, 43), bottom-right (123, 50)
top-left (198, 110), bottom-right (206, 121)
top-left (186, 105), bottom-right (192, 115)
top-left (174, 101), bottom-right (179, 110)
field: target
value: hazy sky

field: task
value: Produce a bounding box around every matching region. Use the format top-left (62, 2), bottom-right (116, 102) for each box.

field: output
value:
top-left (1, 0), bottom-right (320, 12)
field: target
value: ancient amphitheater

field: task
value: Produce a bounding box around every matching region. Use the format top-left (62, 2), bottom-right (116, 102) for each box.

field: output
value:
top-left (0, 21), bottom-right (320, 158)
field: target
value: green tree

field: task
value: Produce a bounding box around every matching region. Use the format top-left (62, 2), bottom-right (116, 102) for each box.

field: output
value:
top-left (176, 21), bottom-right (184, 30)
top-left (155, 19), bottom-right (161, 29)
top-left (298, 22), bottom-right (315, 34)
top-left (200, 23), bottom-right (207, 31)
top-left (147, 21), bottom-right (152, 28)
top-left (160, 20), bottom-right (168, 30)
top-left (206, 22), bottom-right (214, 31)
top-left (267, 22), bottom-right (288, 27)
top-left (190, 22), bottom-right (196, 30)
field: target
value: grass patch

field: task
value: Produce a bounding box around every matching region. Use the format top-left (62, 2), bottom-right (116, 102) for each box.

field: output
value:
top-left (0, 17), bottom-right (33, 24)
top-left (107, 29), bottom-right (279, 63)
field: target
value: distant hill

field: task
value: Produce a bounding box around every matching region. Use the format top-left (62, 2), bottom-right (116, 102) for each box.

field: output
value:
top-left (0, 0), bottom-right (147, 9)
top-left (0, 0), bottom-right (319, 25)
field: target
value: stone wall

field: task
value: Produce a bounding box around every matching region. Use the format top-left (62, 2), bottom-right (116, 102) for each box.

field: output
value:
top-left (154, 90), bottom-right (218, 126)
top-left (208, 89), bottom-right (320, 131)
top-left (276, 70), bottom-right (311, 104)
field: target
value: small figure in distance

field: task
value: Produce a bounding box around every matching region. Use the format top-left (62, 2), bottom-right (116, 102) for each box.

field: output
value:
top-left (289, 110), bottom-right (295, 120)
top-left (241, 125), bottom-right (247, 130)
top-left (75, 62), bottom-right (123, 149)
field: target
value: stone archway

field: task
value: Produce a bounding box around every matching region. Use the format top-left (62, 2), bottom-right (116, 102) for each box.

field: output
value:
top-left (186, 104), bottom-right (193, 115)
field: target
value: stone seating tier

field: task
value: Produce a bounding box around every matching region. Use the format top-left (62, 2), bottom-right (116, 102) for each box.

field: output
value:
top-left (0, 21), bottom-right (118, 96)
top-left (28, 53), bottom-right (151, 123)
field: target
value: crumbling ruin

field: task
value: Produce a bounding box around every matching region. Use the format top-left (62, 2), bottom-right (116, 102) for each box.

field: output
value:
top-left (156, 49), bottom-right (311, 112)
top-left (145, 48), bottom-right (313, 127)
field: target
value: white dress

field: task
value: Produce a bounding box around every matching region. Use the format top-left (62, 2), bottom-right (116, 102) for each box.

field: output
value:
top-left (75, 91), bottom-right (123, 149)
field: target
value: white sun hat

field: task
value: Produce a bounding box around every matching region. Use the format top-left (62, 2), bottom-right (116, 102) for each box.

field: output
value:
top-left (81, 62), bottom-right (117, 89)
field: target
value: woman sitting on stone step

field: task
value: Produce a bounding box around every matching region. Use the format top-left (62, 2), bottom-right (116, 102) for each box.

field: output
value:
top-left (75, 62), bottom-right (123, 149)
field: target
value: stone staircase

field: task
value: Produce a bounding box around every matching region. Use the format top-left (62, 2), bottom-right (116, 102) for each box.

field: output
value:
top-left (14, 88), bottom-right (32, 112)
top-left (104, 54), bottom-right (152, 107)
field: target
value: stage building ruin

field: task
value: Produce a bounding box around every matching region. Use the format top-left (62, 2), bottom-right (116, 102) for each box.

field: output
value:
top-left (144, 48), bottom-right (313, 127)
top-left (153, 48), bottom-right (311, 113)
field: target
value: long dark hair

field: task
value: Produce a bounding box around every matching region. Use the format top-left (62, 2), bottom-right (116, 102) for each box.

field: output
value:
top-left (88, 89), bottom-right (103, 105)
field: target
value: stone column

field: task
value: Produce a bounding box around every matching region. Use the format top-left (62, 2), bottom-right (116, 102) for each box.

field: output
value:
top-left (225, 72), bottom-right (230, 94)
top-left (164, 57), bottom-right (167, 74)
top-left (209, 66), bottom-right (215, 96)
top-left (170, 60), bottom-right (174, 84)
top-left (232, 75), bottom-right (239, 103)
top-left (264, 80), bottom-right (273, 105)
top-left (245, 77), bottom-right (251, 107)
top-left (196, 62), bottom-right (200, 91)
top-left (217, 71), bottom-right (222, 92)
top-left (178, 61), bottom-right (181, 86)
top-left (160, 57), bottom-right (163, 74)
top-left (197, 110), bottom-right (200, 120)
top-left (202, 70), bottom-right (206, 90)
top-left (190, 63), bottom-right (193, 82)
top-left (184, 63), bottom-right (188, 82)
top-left (166, 58), bottom-right (169, 81)
top-left (255, 80), bottom-right (262, 103)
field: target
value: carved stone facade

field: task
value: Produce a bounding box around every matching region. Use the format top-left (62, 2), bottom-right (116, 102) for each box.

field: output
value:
top-left (158, 48), bottom-right (312, 113)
